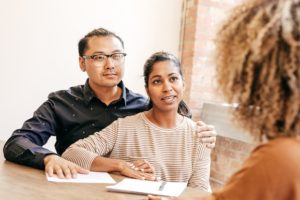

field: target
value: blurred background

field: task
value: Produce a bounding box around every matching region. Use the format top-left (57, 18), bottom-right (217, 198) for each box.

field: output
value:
top-left (0, 0), bottom-right (182, 141)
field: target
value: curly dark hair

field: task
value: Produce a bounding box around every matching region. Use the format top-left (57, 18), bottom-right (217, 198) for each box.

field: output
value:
top-left (216, 0), bottom-right (300, 140)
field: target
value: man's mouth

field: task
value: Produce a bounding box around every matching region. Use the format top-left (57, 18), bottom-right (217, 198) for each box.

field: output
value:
top-left (103, 73), bottom-right (117, 78)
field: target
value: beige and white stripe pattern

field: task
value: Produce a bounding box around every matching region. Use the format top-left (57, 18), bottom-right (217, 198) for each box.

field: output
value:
top-left (62, 112), bottom-right (211, 191)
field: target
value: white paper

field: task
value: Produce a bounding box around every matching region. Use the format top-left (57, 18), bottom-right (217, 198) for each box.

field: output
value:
top-left (106, 178), bottom-right (187, 197)
top-left (46, 172), bottom-right (116, 184)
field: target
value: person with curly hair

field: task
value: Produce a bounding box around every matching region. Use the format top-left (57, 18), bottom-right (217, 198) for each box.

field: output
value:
top-left (150, 0), bottom-right (300, 199)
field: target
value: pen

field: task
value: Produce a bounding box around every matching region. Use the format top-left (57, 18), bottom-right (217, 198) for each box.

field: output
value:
top-left (158, 181), bottom-right (167, 191)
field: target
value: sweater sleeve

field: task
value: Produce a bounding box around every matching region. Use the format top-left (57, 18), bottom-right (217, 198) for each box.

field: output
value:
top-left (188, 138), bottom-right (212, 192)
top-left (62, 120), bottom-right (119, 169)
top-left (212, 140), bottom-right (291, 200)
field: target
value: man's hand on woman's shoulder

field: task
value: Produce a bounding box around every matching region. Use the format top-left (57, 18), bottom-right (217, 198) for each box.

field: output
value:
top-left (195, 121), bottom-right (217, 149)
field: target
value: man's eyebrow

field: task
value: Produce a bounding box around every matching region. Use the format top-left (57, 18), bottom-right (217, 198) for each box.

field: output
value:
top-left (91, 50), bottom-right (123, 55)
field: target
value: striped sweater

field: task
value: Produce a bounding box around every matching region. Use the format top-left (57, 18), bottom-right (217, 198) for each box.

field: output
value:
top-left (62, 112), bottom-right (211, 191)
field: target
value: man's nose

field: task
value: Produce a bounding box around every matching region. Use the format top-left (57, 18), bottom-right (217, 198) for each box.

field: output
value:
top-left (104, 57), bottom-right (115, 69)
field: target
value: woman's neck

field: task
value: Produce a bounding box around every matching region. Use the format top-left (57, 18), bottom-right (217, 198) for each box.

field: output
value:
top-left (145, 108), bottom-right (183, 129)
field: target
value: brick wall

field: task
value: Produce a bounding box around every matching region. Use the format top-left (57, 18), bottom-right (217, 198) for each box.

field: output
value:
top-left (210, 136), bottom-right (256, 189)
top-left (181, 0), bottom-right (240, 119)
top-left (179, 0), bottom-right (255, 190)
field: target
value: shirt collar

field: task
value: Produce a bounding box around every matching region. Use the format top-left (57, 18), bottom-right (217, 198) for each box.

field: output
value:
top-left (83, 79), bottom-right (127, 105)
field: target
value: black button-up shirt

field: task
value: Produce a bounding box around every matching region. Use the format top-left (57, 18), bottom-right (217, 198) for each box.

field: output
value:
top-left (3, 80), bottom-right (149, 169)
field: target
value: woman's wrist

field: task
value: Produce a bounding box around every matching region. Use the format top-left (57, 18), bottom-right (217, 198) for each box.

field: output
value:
top-left (91, 156), bottom-right (125, 172)
top-left (116, 160), bottom-right (127, 172)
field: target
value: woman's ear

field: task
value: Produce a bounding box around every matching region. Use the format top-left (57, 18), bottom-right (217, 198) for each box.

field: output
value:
top-left (79, 57), bottom-right (86, 72)
top-left (183, 82), bottom-right (185, 92)
top-left (145, 86), bottom-right (150, 98)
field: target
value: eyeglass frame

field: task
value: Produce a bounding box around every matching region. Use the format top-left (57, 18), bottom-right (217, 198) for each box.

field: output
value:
top-left (82, 52), bottom-right (127, 66)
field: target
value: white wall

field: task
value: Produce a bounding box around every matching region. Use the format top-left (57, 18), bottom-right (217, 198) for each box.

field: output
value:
top-left (0, 0), bottom-right (183, 150)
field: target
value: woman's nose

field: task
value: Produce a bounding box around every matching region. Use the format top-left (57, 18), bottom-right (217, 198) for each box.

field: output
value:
top-left (163, 82), bottom-right (173, 92)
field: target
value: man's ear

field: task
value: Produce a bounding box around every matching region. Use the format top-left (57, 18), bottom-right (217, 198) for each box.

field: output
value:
top-left (79, 57), bottom-right (86, 72)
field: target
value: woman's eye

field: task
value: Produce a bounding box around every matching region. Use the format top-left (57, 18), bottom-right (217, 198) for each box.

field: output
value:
top-left (152, 80), bottom-right (161, 85)
top-left (170, 77), bottom-right (178, 82)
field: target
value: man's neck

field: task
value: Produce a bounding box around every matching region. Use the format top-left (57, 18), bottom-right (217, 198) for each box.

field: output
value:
top-left (89, 83), bottom-right (122, 106)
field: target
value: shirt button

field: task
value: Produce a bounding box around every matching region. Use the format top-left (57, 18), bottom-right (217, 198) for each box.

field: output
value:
top-left (92, 123), bottom-right (95, 127)
top-left (72, 114), bottom-right (76, 117)
top-left (82, 131), bottom-right (85, 134)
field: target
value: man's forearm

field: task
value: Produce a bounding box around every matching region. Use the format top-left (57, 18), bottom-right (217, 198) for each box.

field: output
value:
top-left (3, 136), bottom-right (55, 169)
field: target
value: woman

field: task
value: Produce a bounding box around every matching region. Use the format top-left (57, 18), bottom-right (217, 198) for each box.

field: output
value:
top-left (150, 0), bottom-right (300, 199)
top-left (62, 52), bottom-right (211, 191)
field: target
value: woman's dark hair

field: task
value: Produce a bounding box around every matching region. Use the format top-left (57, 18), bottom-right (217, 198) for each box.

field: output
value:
top-left (143, 51), bottom-right (192, 118)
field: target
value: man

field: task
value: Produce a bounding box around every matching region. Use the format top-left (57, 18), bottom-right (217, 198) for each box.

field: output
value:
top-left (3, 28), bottom-right (216, 179)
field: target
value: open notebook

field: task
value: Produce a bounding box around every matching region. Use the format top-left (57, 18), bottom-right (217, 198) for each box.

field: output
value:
top-left (106, 178), bottom-right (187, 197)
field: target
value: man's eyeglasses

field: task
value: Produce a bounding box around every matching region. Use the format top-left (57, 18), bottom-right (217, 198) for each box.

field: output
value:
top-left (82, 53), bottom-right (127, 66)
